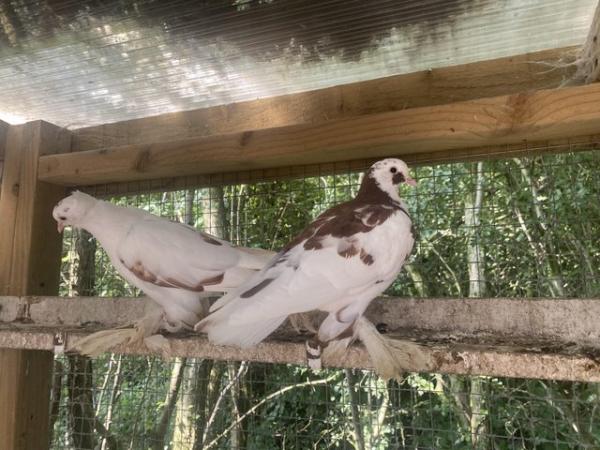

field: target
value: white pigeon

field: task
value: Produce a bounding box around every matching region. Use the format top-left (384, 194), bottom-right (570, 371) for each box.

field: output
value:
top-left (197, 158), bottom-right (433, 376)
top-left (53, 191), bottom-right (275, 356)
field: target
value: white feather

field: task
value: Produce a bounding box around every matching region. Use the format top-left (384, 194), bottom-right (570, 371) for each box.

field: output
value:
top-left (206, 315), bottom-right (288, 348)
top-left (197, 158), bottom-right (417, 357)
top-left (198, 203), bottom-right (414, 347)
top-left (55, 192), bottom-right (274, 355)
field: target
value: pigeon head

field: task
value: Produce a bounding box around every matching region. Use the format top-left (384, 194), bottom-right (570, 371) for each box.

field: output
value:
top-left (53, 191), bottom-right (98, 233)
top-left (360, 158), bottom-right (416, 202)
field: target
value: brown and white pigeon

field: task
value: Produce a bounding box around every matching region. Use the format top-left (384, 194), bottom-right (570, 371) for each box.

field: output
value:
top-left (197, 158), bottom-right (433, 377)
top-left (53, 191), bottom-right (274, 356)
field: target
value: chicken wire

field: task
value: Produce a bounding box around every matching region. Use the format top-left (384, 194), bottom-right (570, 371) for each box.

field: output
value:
top-left (53, 148), bottom-right (600, 449)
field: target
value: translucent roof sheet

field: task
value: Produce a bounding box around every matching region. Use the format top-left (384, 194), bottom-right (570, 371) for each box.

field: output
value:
top-left (0, 0), bottom-right (595, 128)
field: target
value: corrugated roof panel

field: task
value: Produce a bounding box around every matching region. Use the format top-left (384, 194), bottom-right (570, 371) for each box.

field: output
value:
top-left (0, 0), bottom-right (595, 127)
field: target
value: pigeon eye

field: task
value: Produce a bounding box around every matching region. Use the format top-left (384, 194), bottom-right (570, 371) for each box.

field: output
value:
top-left (390, 167), bottom-right (397, 173)
top-left (59, 216), bottom-right (67, 221)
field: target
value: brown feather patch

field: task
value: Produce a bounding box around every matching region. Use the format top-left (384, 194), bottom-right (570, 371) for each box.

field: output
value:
top-left (126, 259), bottom-right (226, 292)
top-left (130, 261), bottom-right (159, 283)
top-left (161, 273), bottom-right (225, 292)
top-left (338, 243), bottom-right (359, 258)
top-left (303, 237), bottom-right (323, 250)
top-left (285, 172), bottom-right (408, 255)
top-left (360, 249), bottom-right (375, 265)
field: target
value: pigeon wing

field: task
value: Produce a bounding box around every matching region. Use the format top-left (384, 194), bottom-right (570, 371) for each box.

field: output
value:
top-left (117, 218), bottom-right (243, 291)
top-left (208, 201), bottom-right (391, 320)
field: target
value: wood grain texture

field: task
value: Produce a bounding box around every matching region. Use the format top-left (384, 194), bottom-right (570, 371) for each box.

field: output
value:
top-left (0, 120), bottom-right (8, 191)
top-left (2, 296), bottom-right (600, 382)
top-left (0, 349), bottom-right (54, 450)
top-left (2, 295), bottom-right (600, 346)
top-left (40, 82), bottom-right (600, 186)
top-left (0, 121), bottom-right (71, 450)
top-left (71, 47), bottom-right (578, 151)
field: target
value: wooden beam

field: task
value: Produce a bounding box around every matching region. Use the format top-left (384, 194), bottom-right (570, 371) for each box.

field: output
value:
top-left (78, 134), bottom-right (600, 197)
top-left (72, 47), bottom-right (578, 152)
top-left (40, 82), bottom-right (600, 186)
top-left (1, 296), bottom-right (600, 382)
top-left (0, 120), bottom-right (8, 197)
top-left (0, 122), bottom-right (71, 450)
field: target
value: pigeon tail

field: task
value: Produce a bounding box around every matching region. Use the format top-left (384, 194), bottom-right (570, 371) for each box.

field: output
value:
top-left (198, 315), bottom-right (287, 348)
top-left (354, 317), bottom-right (434, 380)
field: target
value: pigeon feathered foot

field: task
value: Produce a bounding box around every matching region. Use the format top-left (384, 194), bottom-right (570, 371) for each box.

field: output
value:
top-left (70, 309), bottom-right (172, 357)
top-left (321, 317), bottom-right (434, 380)
top-left (354, 317), bottom-right (434, 380)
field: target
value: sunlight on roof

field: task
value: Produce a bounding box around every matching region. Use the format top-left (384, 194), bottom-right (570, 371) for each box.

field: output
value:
top-left (0, 111), bottom-right (27, 124)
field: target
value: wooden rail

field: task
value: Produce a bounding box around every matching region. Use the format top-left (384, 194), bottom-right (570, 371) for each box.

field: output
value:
top-left (2, 296), bottom-right (600, 382)
top-left (39, 82), bottom-right (600, 186)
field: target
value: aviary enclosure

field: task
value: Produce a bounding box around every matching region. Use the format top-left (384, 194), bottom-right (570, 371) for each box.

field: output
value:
top-left (1, 1), bottom-right (600, 449)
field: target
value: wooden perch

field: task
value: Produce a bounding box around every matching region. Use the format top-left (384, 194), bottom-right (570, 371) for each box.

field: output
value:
top-left (1, 295), bottom-right (600, 382)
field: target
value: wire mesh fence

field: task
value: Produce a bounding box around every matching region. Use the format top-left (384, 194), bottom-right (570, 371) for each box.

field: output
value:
top-left (52, 148), bottom-right (600, 449)
top-left (50, 357), bottom-right (600, 450)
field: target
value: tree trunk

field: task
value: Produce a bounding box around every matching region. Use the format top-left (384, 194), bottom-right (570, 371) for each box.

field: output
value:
top-left (198, 362), bottom-right (227, 448)
top-left (228, 362), bottom-right (245, 449)
top-left (441, 162), bottom-right (490, 449)
top-left (177, 188), bottom-right (231, 450)
top-left (151, 358), bottom-right (187, 450)
top-left (464, 162), bottom-right (489, 450)
top-left (405, 264), bottom-right (428, 297)
top-left (101, 354), bottom-right (123, 450)
top-left (67, 229), bottom-right (98, 449)
top-left (512, 158), bottom-right (566, 297)
top-left (48, 360), bottom-right (64, 445)
top-left (345, 369), bottom-right (366, 450)
top-left (173, 361), bottom-right (208, 448)
top-left (465, 162), bottom-right (486, 299)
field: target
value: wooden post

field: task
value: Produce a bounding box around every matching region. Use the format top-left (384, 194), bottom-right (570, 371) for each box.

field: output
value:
top-left (0, 121), bottom-right (70, 449)
top-left (0, 120), bottom-right (8, 198)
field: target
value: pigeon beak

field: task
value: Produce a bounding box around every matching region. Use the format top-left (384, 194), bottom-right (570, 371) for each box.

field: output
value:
top-left (405, 176), bottom-right (417, 187)
top-left (57, 222), bottom-right (65, 233)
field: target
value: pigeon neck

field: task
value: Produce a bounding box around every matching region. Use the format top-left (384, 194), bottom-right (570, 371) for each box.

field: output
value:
top-left (355, 174), bottom-right (402, 207)
top-left (77, 200), bottom-right (114, 240)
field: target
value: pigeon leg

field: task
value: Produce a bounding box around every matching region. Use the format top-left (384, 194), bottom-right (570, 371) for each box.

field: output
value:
top-left (305, 336), bottom-right (326, 370)
top-left (305, 335), bottom-right (336, 370)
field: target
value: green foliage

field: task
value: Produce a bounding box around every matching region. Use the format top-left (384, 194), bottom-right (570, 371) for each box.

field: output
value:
top-left (53, 151), bottom-right (600, 449)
